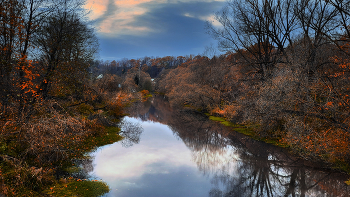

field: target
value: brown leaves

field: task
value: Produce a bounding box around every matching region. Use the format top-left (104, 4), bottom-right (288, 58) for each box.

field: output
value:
top-left (281, 126), bottom-right (350, 162)
top-left (22, 110), bottom-right (87, 164)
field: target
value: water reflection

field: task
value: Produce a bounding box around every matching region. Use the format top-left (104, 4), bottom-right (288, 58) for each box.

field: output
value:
top-left (89, 96), bottom-right (350, 197)
top-left (90, 118), bottom-right (212, 197)
top-left (119, 120), bottom-right (143, 147)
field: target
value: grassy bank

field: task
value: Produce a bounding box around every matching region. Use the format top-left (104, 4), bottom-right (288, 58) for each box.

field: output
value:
top-left (206, 114), bottom-right (350, 179)
top-left (0, 91), bottom-right (138, 196)
top-left (40, 125), bottom-right (123, 197)
top-left (0, 123), bottom-right (122, 196)
top-left (44, 178), bottom-right (109, 197)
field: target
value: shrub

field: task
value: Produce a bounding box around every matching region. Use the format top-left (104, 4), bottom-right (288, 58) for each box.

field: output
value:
top-left (77, 103), bottom-right (94, 116)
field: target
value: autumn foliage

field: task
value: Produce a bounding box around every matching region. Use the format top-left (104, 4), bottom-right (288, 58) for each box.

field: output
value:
top-left (0, 0), bottom-right (130, 196)
top-left (281, 128), bottom-right (350, 161)
top-left (155, 0), bottom-right (350, 172)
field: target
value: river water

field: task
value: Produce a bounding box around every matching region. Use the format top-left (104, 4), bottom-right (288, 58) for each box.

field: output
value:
top-left (87, 96), bottom-right (350, 197)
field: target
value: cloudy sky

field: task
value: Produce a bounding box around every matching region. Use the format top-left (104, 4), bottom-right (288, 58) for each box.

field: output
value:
top-left (83, 0), bottom-right (226, 60)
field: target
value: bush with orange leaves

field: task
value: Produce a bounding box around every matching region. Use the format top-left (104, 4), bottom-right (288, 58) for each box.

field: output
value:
top-left (105, 92), bottom-right (134, 118)
top-left (280, 116), bottom-right (350, 163)
top-left (140, 90), bottom-right (149, 96)
top-left (211, 104), bottom-right (238, 121)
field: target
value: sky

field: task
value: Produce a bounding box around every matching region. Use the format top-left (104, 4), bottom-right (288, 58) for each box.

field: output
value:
top-left (83, 0), bottom-right (226, 60)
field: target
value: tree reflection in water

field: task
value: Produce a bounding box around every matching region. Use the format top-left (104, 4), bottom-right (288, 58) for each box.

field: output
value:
top-left (119, 119), bottom-right (144, 147)
top-left (125, 96), bottom-right (350, 196)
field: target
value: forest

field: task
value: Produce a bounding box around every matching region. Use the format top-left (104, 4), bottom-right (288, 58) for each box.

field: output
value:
top-left (1, 0), bottom-right (350, 196)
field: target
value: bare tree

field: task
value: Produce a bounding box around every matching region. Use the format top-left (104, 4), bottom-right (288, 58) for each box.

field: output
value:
top-left (207, 0), bottom-right (298, 80)
top-left (34, 0), bottom-right (98, 99)
top-left (208, 0), bottom-right (350, 141)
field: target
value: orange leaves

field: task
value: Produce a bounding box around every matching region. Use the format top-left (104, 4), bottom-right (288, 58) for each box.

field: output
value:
top-left (329, 43), bottom-right (350, 79)
top-left (12, 59), bottom-right (41, 102)
top-left (211, 104), bottom-right (238, 120)
top-left (339, 63), bottom-right (350, 69)
top-left (326, 101), bottom-right (333, 106)
top-left (140, 90), bottom-right (151, 102)
top-left (282, 127), bottom-right (350, 162)
top-left (106, 92), bottom-right (133, 117)
top-left (1, 0), bottom-right (41, 103)
top-left (140, 90), bottom-right (149, 96)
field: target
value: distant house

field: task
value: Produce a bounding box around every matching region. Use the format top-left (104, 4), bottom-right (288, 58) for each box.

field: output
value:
top-left (97, 74), bottom-right (103, 79)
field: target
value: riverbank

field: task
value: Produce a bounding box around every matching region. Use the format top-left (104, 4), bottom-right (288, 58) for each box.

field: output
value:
top-left (205, 113), bottom-right (350, 179)
top-left (0, 91), bottom-right (146, 196)
top-left (89, 95), bottom-right (350, 196)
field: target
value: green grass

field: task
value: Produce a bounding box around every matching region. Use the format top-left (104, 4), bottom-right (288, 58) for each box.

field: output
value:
top-left (233, 127), bottom-right (254, 135)
top-left (261, 137), bottom-right (288, 147)
top-left (209, 115), bottom-right (249, 130)
top-left (76, 126), bottom-right (123, 153)
top-left (220, 121), bottom-right (231, 126)
top-left (145, 94), bottom-right (153, 98)
top-left (77, 103), bottom-right (94, 116)
top-left (49, 126), bottom-right (121, 197)
top-left (207, 114), bottom-right (350, 177)
top-left (44, 180), bottom-right (110, 197)
top-left (208, 115), bottom-right (287, 146)
top-left (209, 116), bottom-right (226, 122)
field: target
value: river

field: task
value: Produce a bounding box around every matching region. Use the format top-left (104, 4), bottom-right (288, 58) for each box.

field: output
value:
top-left (86, 96), bottom-right (350, 197)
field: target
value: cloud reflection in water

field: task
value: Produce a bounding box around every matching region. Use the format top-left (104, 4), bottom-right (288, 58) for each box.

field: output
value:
top-left (88, 101), bottom-right (350, 197)
top-left (90, 117), bottom-right (223, 197)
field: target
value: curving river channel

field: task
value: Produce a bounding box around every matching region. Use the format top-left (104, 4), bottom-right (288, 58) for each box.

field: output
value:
top-left (86, 96), bottom-right (350, 197)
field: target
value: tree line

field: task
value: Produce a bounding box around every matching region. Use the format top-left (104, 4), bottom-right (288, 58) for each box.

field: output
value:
top-left (91, 55), bottom-right (200, 94)
top-left (91, 55), bottom-right (193, 78)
